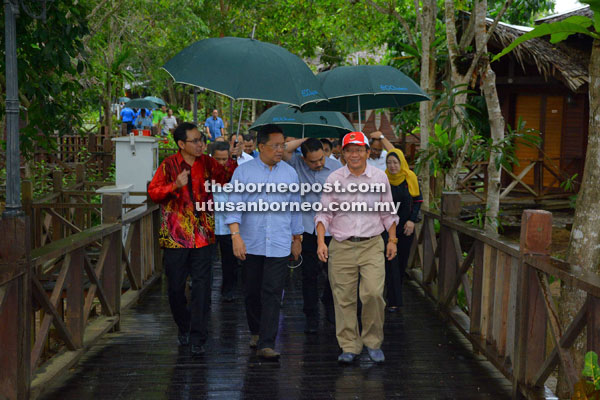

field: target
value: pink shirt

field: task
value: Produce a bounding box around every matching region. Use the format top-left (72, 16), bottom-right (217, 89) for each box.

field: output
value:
top-left (314, 164), bottom-right (399, 242)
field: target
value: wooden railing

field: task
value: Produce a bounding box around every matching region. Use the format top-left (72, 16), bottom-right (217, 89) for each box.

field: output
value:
top-left (0, 193), bottom-right (162, 400)
top-left (456, 157), bottom-right (578, 204)
top-left (408, 192), bottom-right (598, 398)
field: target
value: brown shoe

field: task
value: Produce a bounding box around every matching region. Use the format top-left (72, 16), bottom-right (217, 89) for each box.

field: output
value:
top-left (249, 335), bottom-right (259, 348)
top-left (256, 347), bottom-right (280, 360)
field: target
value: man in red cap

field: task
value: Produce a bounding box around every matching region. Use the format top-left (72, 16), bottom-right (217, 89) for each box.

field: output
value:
top-left (315, 131), bottom-right (399, 364)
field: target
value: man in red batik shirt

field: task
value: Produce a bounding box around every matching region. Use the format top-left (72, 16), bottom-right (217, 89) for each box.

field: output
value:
top-left (148, 122), bottom-right (237, 356)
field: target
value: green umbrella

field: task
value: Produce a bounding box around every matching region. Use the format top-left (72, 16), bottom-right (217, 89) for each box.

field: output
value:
top-left (300, 65), bottom-right (430, 129)
top-left (126, 98), bottom-right (158, 109)
top-left (118, 96), bottom-right (130, 103)
top-left (162, 37), bottom-right (326, 107)
top-left (250, 104), bottom-right (354, 138)
top-left (144, 96), bottom-right (166, 106)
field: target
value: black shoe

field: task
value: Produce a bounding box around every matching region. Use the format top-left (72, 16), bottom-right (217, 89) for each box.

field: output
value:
top-left (178, 334), bottom-right (189, 346)
top-left (191, 344), bottom-right (205, 356)
top-left (304, 318), bottom-right (318, 334)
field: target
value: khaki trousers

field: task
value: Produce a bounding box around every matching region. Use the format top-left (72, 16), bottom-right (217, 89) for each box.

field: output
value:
top-left (328, 236), bottom-right (386, 354)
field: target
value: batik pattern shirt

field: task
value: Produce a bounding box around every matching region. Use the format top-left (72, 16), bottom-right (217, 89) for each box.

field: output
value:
top-left (148, 152), bottom-right (236, 248)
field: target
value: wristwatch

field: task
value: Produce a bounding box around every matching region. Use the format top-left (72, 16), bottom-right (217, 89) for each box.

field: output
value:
top-left (379, 134), bottom-right (385, 140)
top-left (293, 234), bottom-right (303, 242)
top-left (388, 237), bottom-right (398, 244)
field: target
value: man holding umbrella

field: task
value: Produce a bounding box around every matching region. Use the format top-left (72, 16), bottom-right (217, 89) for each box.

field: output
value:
top-left (283, 137), bottom-right (341, 333)
top-left (315, 131), bottom-right (398, 364)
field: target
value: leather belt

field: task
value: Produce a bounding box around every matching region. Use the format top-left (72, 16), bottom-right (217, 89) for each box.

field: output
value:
top-left (347, 236), bottom-right (376, 242)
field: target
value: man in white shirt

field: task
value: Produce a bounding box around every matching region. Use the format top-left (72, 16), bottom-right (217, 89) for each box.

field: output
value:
top-left (160, 108), bottom-right (178, 136)
top-left (366, 132), bottom-right (387, 171)
top-left (229, 134), bottom-right (253, 164)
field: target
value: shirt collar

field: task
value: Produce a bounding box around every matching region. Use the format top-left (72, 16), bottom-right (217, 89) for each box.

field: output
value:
top-left (256, 155), bottom-right (279, 170)
top-left (341, 163), bottom-right (372, 178)
top-left (175, 151), bottom-right (195, 169)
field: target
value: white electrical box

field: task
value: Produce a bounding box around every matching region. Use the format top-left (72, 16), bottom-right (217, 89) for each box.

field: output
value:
top-left (112, 136), bottom-right (159, 204)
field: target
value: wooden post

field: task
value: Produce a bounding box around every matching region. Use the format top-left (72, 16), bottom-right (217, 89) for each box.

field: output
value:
top-left (74, 164), bottom-right (86, 230)
top-left (0, 215), bottom-right (32, 400)
top-left (66, 248), bottom-right (84, 348)
top-left (21, 181), bottom-right (34, 247)
top-left (438, 192), bottom-right (461, 304)
top-left (102, 138), bottom-right (113, 179)
top-left (101, 194), bottom-right (122, 330)
top-left (147, 183), bottom-right (162, 273)
top-left (52, 170), bottom-right (63, 241)
top-left (513, 209), bottom-right (551, 397)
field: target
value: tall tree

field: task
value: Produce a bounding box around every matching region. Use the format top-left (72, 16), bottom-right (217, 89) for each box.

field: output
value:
top-left (362, 0), bottom-right (437, 209)
top-left (493, 4), bottom-right (600, 395)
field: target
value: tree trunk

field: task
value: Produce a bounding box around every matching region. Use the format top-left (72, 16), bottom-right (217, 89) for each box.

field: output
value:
top-left (474, 0), bottom-right (505, 234)
top-left (418, 0), bottom-right (437, 210)
top-left (103, 74), bottom-right (113, 136)
top-left (557, 39), bottom-right (600, 398)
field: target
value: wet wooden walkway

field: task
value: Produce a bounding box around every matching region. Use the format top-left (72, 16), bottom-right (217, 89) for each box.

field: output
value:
top-left (40, 262), bottom-right (512, 400)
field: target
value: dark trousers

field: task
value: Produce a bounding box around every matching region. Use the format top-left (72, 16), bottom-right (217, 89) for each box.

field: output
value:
top-left (216, 235), bottom-right (238, 294)
top-left (242, 254), bottom-right (288, 350)
top-left (163, 246), bottom-right (214, 345)
top-left (382, 230), bottom-right (414, 307)
top-left (302, 233), bottom-right (333, 318)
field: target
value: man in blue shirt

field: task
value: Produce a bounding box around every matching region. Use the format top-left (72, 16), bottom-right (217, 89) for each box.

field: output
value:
top-left (134, 109), bottom-right (153, 130)
top-left (205, 109), bottom-right (226, 140)
top-left (120, 106), bottom-right (135, 133)
top-left (283, 138), bottom-right (342, 333)
top-left (225, 124), bottom-right (303, 360)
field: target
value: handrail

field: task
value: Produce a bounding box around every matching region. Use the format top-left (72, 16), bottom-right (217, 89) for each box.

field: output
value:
top-left (122, 203), bottom-right (158, 225)
top-left (30, 223), bottom-right (121, 267)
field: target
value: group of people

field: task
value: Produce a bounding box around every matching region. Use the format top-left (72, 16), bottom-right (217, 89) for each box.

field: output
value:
top-left (147, 119), bottom-right (422, 364)
top-left (120, 103), bottom-right (178, 136)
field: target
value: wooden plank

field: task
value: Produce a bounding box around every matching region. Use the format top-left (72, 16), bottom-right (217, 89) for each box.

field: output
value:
top-left (500, 162), bottom-right (536, 200)
top-left (536, 271), bottom-right (578, 388)
top-left (66, 248), bottom-right (85, 349)
top-left (441, 242), bottom-right (475, 308)
top-left (439, 218), bottom-right (520, 258)
top-left (82, 254), bottom-right (113, 324)
top-left (30, 223), bottom-right (121, 267)
top-left (505, 256), bottom-right (519, 368)
top-left (470, 241), bottom-right (484, 336)
top-left (481, 244), bottom-right (496, 342)
top-left (492, 251), bottom-right (506, 349)
top-left (534, 296), bottom-right (590, 386)
top-left (497, 254), bottom-right (512, 357)
top-left (31, 277), bottom-right (77, 368)
top-left (524, 255), bottom-right (600, 299)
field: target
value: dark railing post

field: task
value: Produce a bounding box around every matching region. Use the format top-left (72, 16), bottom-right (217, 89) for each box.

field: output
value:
top-left (513, 209), bottom-right (551, 397)
top-left (101, 193), bottom-right (123, 331)
top-left (0, 215), bottom-right (32, 400)
top-left (147, 183), bottom-right (162, 274)
top-left (52, 170), bottom-right (63, 241)
top-left (438, 192), bottom-right (461, 304)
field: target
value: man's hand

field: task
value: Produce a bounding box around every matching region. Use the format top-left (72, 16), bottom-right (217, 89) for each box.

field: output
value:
top-left (233, 140), bottom-right (243, 157)
top-left (232, 235), bottom-right (247, 261)
top-left (175, 169), bottom-right (190, 189)
top-left (386, 241), bottom-right (397, 261)
top-left (317, 241), bottom-right (328, 263)
top-left (369, 131), bottom-right (383, 140)
top-left (404, 220), bottom-right (415, 236)
top-left (291, 239), bottom-right (302, 260)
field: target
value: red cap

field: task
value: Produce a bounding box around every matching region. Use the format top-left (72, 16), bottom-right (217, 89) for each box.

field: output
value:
top-left (342, 132), bottom-right (369, 149)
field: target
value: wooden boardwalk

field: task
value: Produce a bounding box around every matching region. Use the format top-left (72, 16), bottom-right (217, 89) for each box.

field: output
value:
top-left (39, 262), bottom-right (512, 400)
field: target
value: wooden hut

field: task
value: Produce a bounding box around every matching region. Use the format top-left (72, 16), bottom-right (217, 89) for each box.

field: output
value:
top-left (487, 7), bottom-right (591, 197)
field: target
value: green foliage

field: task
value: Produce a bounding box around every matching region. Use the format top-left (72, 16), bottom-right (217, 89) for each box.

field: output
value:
top-left (584, 352), bottom-right (600, 390)
top-left (493, 11), bottom-right (600, 63)
top-left (0, 0), bottom-right (92, 157)
top-left (466, 206), bottom-right (504, 232)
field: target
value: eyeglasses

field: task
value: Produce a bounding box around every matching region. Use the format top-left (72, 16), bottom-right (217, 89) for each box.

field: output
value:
top-left (263, 143), bottom-right (285, 150)
top-left (185, 139), bottom-right (204, 144)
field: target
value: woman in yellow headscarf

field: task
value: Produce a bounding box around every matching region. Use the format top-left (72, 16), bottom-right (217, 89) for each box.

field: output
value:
top-left (370, 132), bottom-right (423, 312)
